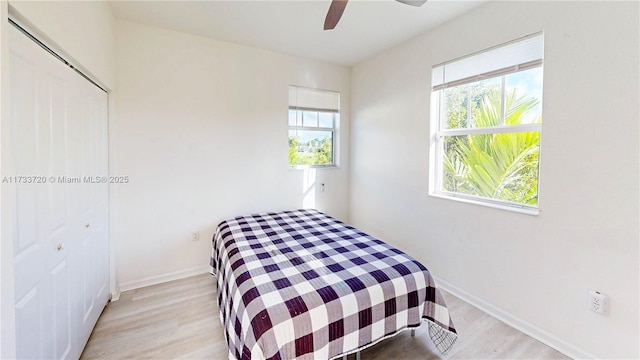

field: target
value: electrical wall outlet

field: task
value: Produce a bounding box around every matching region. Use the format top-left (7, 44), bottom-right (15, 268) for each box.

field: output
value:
top-left (192, 231), bottom-right (200, 241)
top-left (588, 290), bottom-right (609, 315)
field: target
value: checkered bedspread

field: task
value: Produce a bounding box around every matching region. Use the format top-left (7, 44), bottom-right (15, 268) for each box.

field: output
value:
top-left (210, 209), bottom-right (457, 360)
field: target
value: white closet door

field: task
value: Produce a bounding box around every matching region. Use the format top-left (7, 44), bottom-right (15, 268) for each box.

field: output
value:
top-left (9, 24), bottom-right (109, 360)
top-left (10, 27), bottom-right (51, 360)
top-left (75, 69), bottom-right (110, 349)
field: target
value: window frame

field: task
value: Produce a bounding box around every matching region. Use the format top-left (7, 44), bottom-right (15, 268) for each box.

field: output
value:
top-left (429, 34), bottom-right (544, 215)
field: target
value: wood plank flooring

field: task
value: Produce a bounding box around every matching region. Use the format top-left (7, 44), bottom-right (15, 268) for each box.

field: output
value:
top-left (80, 274), bottom-right (570, 359)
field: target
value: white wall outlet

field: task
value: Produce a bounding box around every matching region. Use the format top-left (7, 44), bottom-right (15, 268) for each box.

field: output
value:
top-left (192, 231), bottom-right (200, 241)
top-left (588, 290), bottom-right (609, 315)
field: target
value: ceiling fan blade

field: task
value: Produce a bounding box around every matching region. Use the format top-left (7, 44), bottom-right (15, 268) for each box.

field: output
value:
top-left (396, 0), bottom-right (427, 6)
top-left (324, 0), bottom-right (349, 30)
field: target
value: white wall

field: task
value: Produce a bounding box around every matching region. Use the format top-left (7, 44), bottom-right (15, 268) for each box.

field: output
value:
top-left (114, 20), bottom-right (350, 290)
top-left (350, 1), bottom-right (638, 359)
top-left (1, 1), bottom-right (116, 358)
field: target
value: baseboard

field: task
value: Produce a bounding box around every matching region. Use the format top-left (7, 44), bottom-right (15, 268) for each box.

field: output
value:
top-left (432, 275), bottom-right (595, 360)
top-left (110, 288), bottom-right (121, 302)
top-left (118, 265), bottom-right (210, 293)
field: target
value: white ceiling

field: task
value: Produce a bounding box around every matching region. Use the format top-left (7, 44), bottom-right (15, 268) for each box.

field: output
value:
top-left (110, 0), bottom-right (487, 67)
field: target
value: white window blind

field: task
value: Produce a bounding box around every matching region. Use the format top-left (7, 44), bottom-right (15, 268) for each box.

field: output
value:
top-left (432, 33), bottom-right (544, 90)
top-left (289, 85), bottom-right (340, 112)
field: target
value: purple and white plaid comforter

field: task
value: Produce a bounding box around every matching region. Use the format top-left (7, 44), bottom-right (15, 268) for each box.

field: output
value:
top-left (210, 209), bottom-right (457, 360)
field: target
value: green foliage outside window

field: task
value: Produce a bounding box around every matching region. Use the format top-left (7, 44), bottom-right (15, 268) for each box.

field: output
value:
top-left (289, 135), bottom-right (333, 166)
top-left (441, 81), bottom-right (541, 205)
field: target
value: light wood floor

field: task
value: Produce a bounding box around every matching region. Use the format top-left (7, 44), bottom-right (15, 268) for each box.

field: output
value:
top-left (80, 274), bottom-right (570, 359)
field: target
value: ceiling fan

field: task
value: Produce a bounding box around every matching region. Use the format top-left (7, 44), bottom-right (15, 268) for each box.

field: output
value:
top-left (324, 0), bottom-right (428, 30)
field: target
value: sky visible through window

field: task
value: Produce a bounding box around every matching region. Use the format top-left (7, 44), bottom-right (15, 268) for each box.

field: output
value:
top-left (506, 68), bottom-right (543, 123)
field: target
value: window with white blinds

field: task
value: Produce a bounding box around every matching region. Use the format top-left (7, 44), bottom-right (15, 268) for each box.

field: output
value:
top-left (430, 33), bottom-right (544, 214)
top-left (288, 86), bottom-right (340, 167)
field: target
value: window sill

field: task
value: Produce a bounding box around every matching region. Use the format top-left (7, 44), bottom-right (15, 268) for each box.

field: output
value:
top-left (288, 165), bottom-right (339, 170)
top-left (429, 192), bottom-right (540, 216)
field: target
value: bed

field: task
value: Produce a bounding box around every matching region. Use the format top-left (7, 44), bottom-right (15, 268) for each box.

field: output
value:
top-left (210, 209), bottom-right (457, 360)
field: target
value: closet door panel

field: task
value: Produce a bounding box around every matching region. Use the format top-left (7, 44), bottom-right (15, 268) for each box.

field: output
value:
top-left (10, 48), bottom-right (43, 300)
top-left (15, 287), bottom-right (44, 359)
top-left (81, 232), bottom-right (95, 325)
top-left (77, 79), bottom-right (109, 344)
top-left (42, 76), bottom-right (73, 271)
top-left (10, 56), bottom-right (38, 257)
top-left (51, 260), bottom-right (72, 360)
top-left (10, 23), bottom-right (109, 360)
top-left (92, 90), bottom-right (109, 305)
top-left (10, 28), bottom-right (50, 360)
top-left (37, 43), bottom-right (78, 360)
top-left (77, 90), bottom-right (96, 329)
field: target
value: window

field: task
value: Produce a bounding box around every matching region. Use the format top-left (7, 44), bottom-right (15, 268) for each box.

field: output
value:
top-left (288, 86), bottom-right (339, 167)
top-left (430, 33), bottom-right (544, 214)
